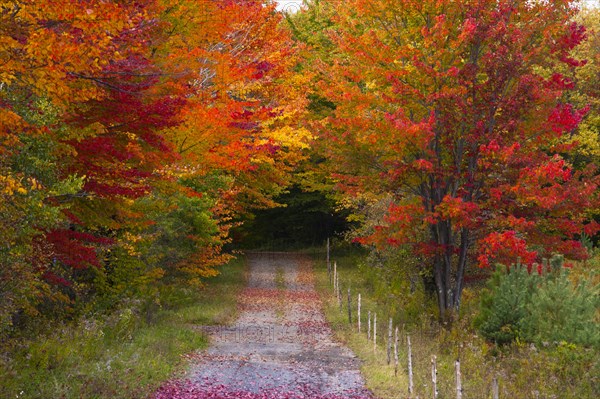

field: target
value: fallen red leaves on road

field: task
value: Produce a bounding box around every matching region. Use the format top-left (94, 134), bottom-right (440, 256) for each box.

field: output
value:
top-left (153, 379), bottom-right (374, 399)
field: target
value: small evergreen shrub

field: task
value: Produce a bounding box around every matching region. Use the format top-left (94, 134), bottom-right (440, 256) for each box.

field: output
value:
top-left (475, 256), bottom-right (599, 348)
top-left (522, 271), bottom-right (599, 348)
top-left (474, 263), bottom-right (537, 345)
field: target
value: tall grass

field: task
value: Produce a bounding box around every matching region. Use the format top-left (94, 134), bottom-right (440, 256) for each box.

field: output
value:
top-left (0, 256), bottom-right (247, 399)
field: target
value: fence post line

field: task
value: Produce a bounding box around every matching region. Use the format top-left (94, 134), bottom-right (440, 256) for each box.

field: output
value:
top-left (407, 335), bottom-right (414, 396)
top-left (368, 310), bottom-right (371, 340)
top-left (357, 294), bottom-right (361, 333)
top-left (394, 326), bottom-right (399, 376)
top-left (455, 359), bottom-right (462, 399)
top-left (432, 355), bottom-right (438, 399)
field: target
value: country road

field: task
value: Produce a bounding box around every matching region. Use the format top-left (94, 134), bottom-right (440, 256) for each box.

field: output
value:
top-left (153, 252), bottom-right (374, 399)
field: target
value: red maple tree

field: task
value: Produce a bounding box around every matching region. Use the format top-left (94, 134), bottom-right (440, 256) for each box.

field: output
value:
top-left (314, 0), bottom-right (599, 317)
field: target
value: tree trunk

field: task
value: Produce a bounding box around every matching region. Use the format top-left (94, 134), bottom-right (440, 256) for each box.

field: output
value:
top-left (433, 254), bottom-right (447, 320)
top-left (453, 229), bottom-right (469, 311)
top-left (431, 222), bottom-right (472, 320)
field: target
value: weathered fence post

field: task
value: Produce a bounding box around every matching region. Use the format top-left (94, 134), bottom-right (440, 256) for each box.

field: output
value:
top-left (492, 376), bottom-right (499, 399)
top-left (333, 261), bottom-right (337, 294)
top-left (337, 275), bottom-right (342, 311)
top-left (368, 310), bottom-right (371, 340)
top-left (357, 294), bottom-right (361, 333)
top-left (327, 238), bottom-right (331, 284)
top-left (407, 335), bottom-right (414, 396)
top-left (387, 318), bottom-right (393, 365)
top-left (432, 355), bottom-right (438, 399)
top-left (347, 287), bottom-right (352, 324)
top-left (394, 326), bottom-right (399, 376)
top-left (455, 359), bottom-right (462, 399)
top-left (373, 313), bottom-right (377, 352)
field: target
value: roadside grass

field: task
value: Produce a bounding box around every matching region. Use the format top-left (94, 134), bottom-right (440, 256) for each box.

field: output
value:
top-left (275, 264), bottom-right (287, 320)
top-left (275, 265), bottom-right (286, 290)
top-left (313, 249), bottom-right (599, 399)
top-left (314, 249), bottom-right (408, 399)
top-left (322, 300), bottom-right (408, 399)
top-left (0, 256), bottom-right (247, 399)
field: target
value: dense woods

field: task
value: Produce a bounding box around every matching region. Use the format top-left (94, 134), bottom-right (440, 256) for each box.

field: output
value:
top-left (0, 1), bottom-right (598, 395)
top-left (1, 0), bottom-right (311, 334)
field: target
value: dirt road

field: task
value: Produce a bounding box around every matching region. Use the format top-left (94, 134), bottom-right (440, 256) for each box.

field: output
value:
top-left (153, 252), bottom-right (373, 399)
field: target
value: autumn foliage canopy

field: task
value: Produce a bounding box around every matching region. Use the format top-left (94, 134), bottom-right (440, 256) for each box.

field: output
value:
top-left (0, 0), bottom-right (309, 329)
top-left (0, 0), bottom-right (598, 326)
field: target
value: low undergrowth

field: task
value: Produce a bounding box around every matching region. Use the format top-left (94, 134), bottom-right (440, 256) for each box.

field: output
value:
top-left (0, 256), bottom-right (247, 399)
top-left (315, 248), bottom-right (599, 399)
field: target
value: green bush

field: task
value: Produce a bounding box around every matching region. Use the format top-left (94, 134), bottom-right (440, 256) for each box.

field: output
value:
top-left (522, 270), bottom-right (599, 347)
top-left (475, 257), bottom-right (600, 348)
top-left (474, 263), bottom-right (537, 344)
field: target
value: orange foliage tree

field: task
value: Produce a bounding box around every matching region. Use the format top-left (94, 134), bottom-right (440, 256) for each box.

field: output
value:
top-left (0, 0), bottom-right (305, 329)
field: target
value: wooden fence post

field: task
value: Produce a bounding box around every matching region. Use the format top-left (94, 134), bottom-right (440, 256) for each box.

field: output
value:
top-left (357, 294), bottom-right (361, 333)
top-left (368, 310), bottom-right (371, 340)
top-left (387, 318), bottom-right (393, 365)
top-left (337, 276), bottom-right (342, 311)
top-left (394, 326), bottom-right (399, 376)
top-left (373, 313), bottom-right (377, 352)
top-left (407, 335), bottom-right (414, 396)
top-left (431, 355), bottom-right (438, 399)
top-left (333, 261), bottom-right (337, 294)
top-left (492, 376), bottom-right (499, 399)
top-left (327, 238), bottom-right (331, 284)
top-left (347, 287), bottom-right (352, 324)
top-left (455, 359), bottom-right (462, 399)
